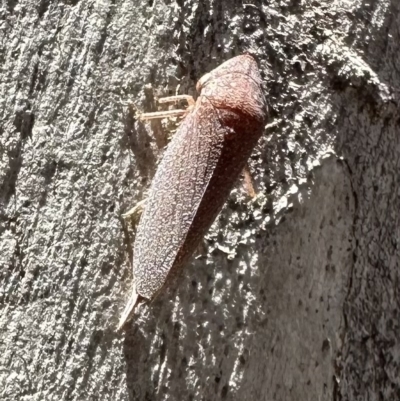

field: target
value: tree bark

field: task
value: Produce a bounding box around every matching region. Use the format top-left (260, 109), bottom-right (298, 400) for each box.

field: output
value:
top-left (0, 1), bottom-right (398, 400)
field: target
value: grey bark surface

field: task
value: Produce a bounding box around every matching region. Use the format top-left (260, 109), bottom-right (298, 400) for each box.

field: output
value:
top-left (0, 1), bottom-right (398, 401)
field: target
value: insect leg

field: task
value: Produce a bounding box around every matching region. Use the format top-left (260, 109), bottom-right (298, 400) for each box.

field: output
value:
top-left (122, 199), bottom-right (146, 221)
top-left (242, 163), bottom-right (257, 198)
top-left (158, 94), bottom-right (195, 106)
top-left (139, 95), bottom-right (195, 120)
top-left (117, 283), bottom-right (140, 331)
top-left (139, 109), bottom-right (188, 120)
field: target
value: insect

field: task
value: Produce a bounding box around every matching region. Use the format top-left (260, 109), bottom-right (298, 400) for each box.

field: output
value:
top-left (118, 54), bottom-right (267, 330)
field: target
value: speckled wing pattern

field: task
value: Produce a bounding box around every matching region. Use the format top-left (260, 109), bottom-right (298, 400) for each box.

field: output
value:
top-left (125, 54), bottom-right (266, 308)
top-left (134, 97), bottom-right (226, 298)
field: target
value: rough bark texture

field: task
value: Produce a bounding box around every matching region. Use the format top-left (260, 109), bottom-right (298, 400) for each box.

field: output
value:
top-left (0, 1), bottom-right (398, 400)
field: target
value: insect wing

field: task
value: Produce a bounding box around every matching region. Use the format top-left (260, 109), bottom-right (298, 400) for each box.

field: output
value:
top-left (133, 97), bottom-right (225, 299)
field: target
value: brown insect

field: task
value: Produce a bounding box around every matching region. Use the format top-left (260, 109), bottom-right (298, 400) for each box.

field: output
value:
top-left (118, 54), bottom-right (267, 329)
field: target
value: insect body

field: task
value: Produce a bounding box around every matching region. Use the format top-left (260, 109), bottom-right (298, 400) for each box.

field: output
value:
top-left (118, 54), bottom-right (267, 329)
